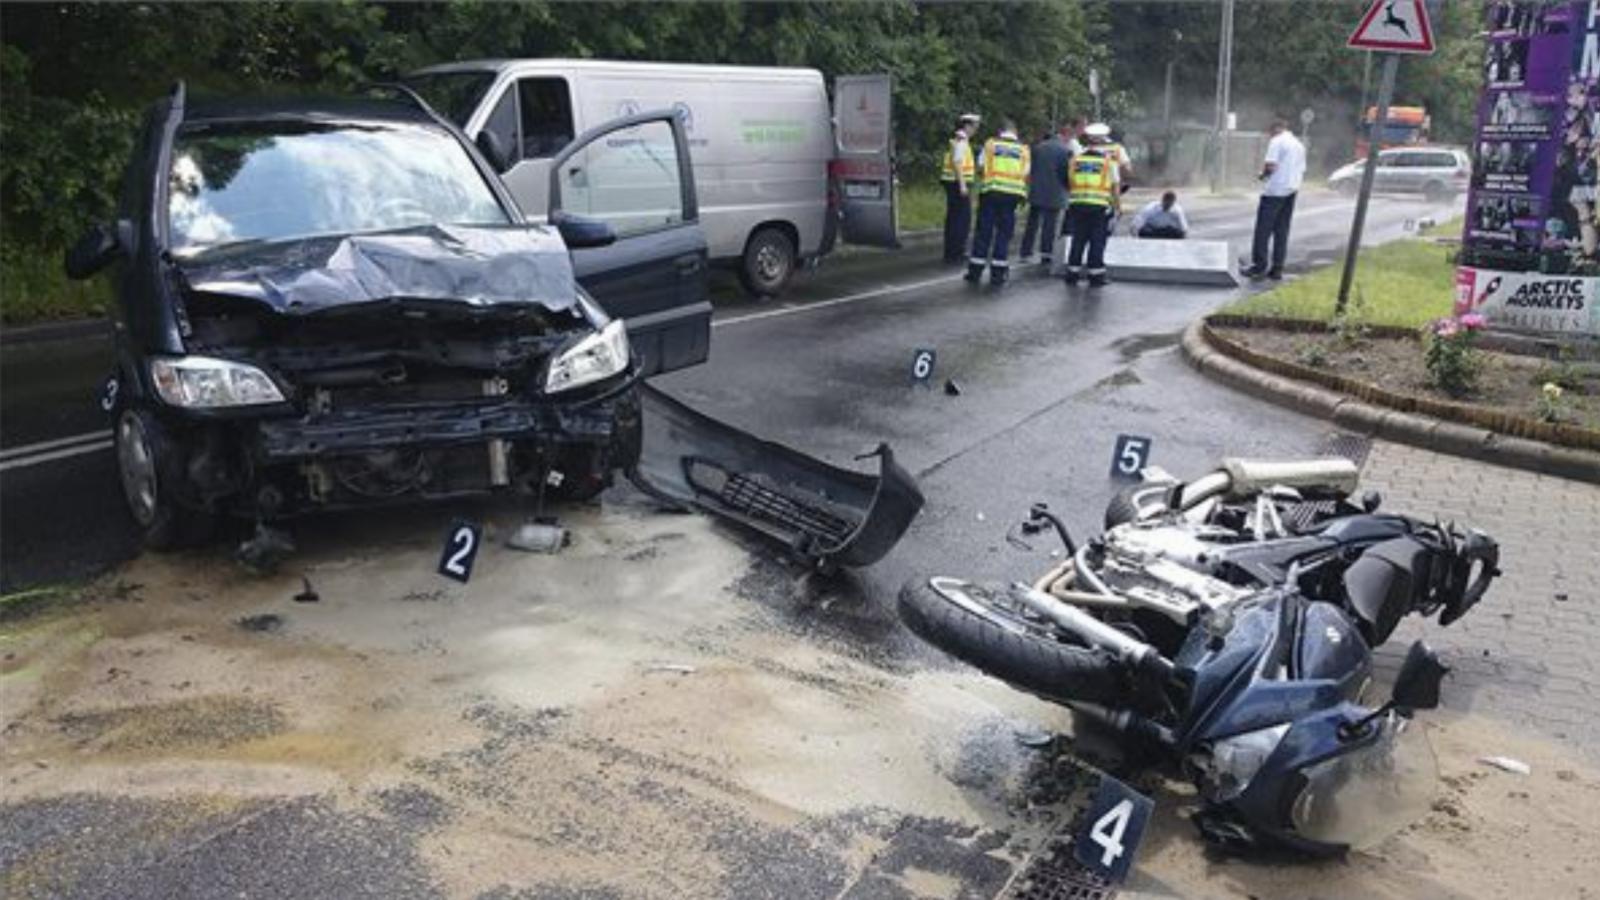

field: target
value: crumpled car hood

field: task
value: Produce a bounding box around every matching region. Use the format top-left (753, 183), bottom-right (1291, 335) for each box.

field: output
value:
top-left (174, 224), bottom-right (577, 315)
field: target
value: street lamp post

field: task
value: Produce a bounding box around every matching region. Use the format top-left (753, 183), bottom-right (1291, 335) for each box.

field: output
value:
top-left (1212, 0), bottom-right (1236, 192)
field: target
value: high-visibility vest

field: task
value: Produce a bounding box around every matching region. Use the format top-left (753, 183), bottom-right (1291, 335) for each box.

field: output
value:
top-left (940, 135), bottom-right (975, 182)
top-left (1068, 151), bottom-right (1115, 206)
top-left (980, 137), bottom-right (1028, 196)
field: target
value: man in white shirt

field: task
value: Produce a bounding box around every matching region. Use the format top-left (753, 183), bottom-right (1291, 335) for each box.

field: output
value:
top-left (1132, 190), bottom-right (1189, 239)
top-left (1245, 120), bottom-right (1306, 279)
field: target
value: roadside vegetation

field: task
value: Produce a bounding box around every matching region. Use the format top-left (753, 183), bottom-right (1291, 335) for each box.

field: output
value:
top-left (896, 181), bottom-right (945, 233)
top-left (1216, 218), bottom-right (1600, 433)
top-left (1223, 219), bottom-right (1461, 329)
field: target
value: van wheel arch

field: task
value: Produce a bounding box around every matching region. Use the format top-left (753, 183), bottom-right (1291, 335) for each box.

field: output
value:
top-left (739, 223), bottom-right (799, 297)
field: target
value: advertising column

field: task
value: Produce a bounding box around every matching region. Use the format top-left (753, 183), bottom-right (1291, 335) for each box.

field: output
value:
top-left (1457, 1), bottom-right (1600, 336)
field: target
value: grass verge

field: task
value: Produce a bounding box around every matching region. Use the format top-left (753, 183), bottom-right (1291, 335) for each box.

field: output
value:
top-left (1222, 218), bottom-right (1462, 329)
top-left (897, 180), bottom-right (946, 233)
top-left (1, 242), bottom-right (112, 327)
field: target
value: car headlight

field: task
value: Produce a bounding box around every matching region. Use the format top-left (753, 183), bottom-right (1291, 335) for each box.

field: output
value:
top-left (544, 320), bottom-right (630, 394)
top-left (1205, 723), bottom-right (1291, 801)
top-left (150, 355), bottom-right (285, 408)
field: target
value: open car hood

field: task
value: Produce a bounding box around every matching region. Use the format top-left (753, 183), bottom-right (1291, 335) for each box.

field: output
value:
top-left (174, 224), bottom-right (577, 315)
top-left (630, 385), bottom-right (924, 570)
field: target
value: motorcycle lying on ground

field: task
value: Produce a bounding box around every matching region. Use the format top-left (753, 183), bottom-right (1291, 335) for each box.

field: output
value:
top-left (899, 458), bottom-right (1501, 855)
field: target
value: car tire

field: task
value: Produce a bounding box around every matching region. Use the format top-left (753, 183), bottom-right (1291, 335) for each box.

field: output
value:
top-left (114, 406), bottom-right (215, 550)
top-left (1423, 181), bottom-right (1451, 204)
top-left (738, 227), bottom-right (796, 297)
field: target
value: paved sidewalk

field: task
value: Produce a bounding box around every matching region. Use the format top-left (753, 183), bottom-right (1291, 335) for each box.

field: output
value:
top-left (1361, 439), bottom-right (1600, 759)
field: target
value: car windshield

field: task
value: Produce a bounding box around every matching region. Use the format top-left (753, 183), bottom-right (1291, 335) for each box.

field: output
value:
top-left (402, 72), bottom-right (494, 127)
top-left (167, 121), bottom-right (510, 255)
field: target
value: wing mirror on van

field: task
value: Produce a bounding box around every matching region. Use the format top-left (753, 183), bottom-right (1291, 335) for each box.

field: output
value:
top-left (64, 221), bottom-right (130, 280)
top-left (475, 130), bottom-right (511, 173)
top-left (550, 211), bottom-right (616, 250)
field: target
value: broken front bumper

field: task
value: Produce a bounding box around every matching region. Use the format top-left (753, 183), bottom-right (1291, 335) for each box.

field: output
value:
top-left (255, 399), bottom-right (617, 460)
top-left (629, 384), bottom-right (923, 570)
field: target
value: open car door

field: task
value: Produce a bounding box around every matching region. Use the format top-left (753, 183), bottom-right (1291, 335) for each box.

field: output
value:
top-left (831, 74), bottom-right (899, 249)
top-left (548, 110), bottom-right (711, 377)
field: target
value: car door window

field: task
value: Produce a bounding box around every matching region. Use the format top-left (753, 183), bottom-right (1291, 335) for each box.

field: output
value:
top-left (481, 87), bottom-right (521, 168)
top-left (518, 77), bottom-right (575, 160)
top-left (556, 119), bottom-right (686, 238)
top-left (1426, 152), bottom-right (1457, 169)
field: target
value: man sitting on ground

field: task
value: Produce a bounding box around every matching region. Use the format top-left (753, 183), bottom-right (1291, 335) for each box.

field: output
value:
top-left (1132, 190), bottom-right (1189, 239)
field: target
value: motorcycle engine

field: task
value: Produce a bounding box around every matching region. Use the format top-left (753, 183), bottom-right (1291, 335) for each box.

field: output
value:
top-left (1098, 522), bottom-right (1254, 623)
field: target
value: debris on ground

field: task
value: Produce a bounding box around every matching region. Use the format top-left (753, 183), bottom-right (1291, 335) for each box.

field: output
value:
top-left (292, 576), bottom-right (320, 604)
top-left (644, 663), bottom-right (697, 675)
top-left (506, 520), bottom-right (569, 554)
top-left (236, 524), bottom-right (296, 574)
top-left (236, 613), bottom-right (285, 633)
top-left (945, 378), bottom-right (963, 396)
top-left (1479, 756), bottom-right (1532, 775)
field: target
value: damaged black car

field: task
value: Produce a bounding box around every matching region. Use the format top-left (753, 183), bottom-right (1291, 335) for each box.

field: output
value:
top-left (66, 85), bottom-right (710, 546)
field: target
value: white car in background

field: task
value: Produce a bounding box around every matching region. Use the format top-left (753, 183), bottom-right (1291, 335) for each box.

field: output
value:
top-left (1328, 147), bottom-right (1471, 203)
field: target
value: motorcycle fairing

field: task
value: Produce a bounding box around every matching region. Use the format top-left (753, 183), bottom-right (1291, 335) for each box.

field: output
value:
top-left (628, 384), bottom-right (924, 569)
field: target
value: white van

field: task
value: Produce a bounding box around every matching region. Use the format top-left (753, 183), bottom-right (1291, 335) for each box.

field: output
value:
top-left (405, 59), bottom-right (898, 295)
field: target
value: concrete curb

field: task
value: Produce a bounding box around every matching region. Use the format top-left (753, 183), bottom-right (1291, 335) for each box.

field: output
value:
top-left (1180, 319), bottom-right (1600, 484)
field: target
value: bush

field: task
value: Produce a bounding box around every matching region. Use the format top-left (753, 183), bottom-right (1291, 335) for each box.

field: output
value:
top-left (1421, 314), bottom-right (1486, 398)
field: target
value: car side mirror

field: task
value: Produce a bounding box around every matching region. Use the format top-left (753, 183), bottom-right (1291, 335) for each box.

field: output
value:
top-left (551, 211), bottom-right (616, 250)
top-left (475, 130), bottom-right (511, 173)
top-left (64, 221), bottom-right (126, 280)
top-left (1391, 640), bottom-right (1448, 712)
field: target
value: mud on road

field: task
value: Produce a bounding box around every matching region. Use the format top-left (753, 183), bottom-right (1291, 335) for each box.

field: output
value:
top-left (3, 491), bottom-right (1598, 899)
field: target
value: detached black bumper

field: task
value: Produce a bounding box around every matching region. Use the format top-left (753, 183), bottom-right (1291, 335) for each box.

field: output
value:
top-left (629, 384), bottom-right (923, 570)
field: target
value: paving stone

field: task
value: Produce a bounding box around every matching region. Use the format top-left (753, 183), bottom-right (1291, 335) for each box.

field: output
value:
top-left (1361, 439), bottom-right (1600, 761)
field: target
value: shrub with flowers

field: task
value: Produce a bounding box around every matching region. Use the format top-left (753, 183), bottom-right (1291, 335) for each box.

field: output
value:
top-left (1422, 313), bottom-right (1486, 397)
top-left (1535, 381), bottom-right (1570, 422)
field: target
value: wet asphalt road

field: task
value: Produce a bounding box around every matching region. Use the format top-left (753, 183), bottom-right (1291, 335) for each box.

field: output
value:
top-left (0, 189), bottom-right (1456, 594)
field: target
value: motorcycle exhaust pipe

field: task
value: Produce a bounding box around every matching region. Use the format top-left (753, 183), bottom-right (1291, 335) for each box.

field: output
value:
top-left (1010, 583), bottom-right (1177, 683)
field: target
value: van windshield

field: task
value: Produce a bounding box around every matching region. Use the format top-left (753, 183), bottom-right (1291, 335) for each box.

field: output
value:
top-left (403, 72), bottom-right (495, 127)
top-left (167, 121), bottom-right (510, 254)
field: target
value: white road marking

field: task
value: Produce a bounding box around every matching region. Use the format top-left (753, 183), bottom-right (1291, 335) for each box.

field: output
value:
top-left (0, 429), bottom-right (113, 462)
top-left (0, 438), bottom-right (114, 473)
top-left (713, 272), bottom-right (964, 329)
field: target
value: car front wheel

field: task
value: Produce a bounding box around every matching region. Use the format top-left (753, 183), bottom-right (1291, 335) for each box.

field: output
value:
top-left (115, 406), bottom-right (214, 549)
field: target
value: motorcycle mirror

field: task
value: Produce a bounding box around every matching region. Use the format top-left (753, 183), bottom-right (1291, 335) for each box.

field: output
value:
top-left (1391, 640), bottom-right (1448, 712)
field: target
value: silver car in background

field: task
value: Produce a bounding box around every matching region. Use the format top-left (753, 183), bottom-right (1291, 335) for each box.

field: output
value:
top-left (1328, 147), bottom-right (1471, 203)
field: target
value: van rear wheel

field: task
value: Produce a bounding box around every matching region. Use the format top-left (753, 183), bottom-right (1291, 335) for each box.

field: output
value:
top-left (739, 227), bottom-right (796, 297)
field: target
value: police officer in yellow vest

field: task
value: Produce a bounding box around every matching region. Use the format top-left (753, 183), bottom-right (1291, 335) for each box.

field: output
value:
top-left (940, 113), bottom-right (980, 265)
top-left (1064, 123), bottom-right (1120, 288)
top-left (965, 119), bottom-right (1030, 287)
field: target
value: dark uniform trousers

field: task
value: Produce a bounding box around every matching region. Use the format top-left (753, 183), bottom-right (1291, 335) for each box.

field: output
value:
top-left (1064, 203), bottom-right (1111, 284)
top-left (1019, 206), bottom-right (1062, 262)
top-left (968, 193), bottom-right (1021, 283)
top-left (942, 181), bottom-right (972, 264)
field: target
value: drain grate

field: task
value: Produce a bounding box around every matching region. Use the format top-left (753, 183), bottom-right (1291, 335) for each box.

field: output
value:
top-left (1003, 819), bottom-right (1117, 900)
top-left (1318, 431), bottom-right (1373, 467)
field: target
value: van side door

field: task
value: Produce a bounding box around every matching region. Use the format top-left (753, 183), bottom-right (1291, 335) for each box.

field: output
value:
top-left (831, 74), bottom-right (899, 249)
top-left (549, 111), bottom-right (710, 377)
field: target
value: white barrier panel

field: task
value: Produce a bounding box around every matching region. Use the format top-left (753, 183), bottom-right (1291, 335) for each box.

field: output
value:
top-left (1051, 235), bottom-right (1239, 287)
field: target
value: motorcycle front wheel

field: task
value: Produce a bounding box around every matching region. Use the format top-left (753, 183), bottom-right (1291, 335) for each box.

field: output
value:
top-left (897, 577), bottom-right (1128, 707)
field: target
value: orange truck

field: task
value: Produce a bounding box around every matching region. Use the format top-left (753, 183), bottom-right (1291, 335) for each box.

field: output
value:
top-left (1355, 105), bottom-right (1430, 157)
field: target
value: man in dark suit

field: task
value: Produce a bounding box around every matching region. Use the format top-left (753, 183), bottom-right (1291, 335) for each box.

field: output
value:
top-left (1019, 122), bottom-right (1073, 268)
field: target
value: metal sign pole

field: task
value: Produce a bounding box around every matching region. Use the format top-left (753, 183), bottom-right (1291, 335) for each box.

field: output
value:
top-left (1336, 52), bottom-right (1398, 315)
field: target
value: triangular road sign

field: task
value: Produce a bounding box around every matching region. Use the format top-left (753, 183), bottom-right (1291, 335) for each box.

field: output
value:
top-left (1348, 0), bottom-right (1435, 54)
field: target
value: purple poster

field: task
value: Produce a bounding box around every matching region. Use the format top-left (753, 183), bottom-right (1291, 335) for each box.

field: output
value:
top-left (1463, 1), bottom-right (1600, 274)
